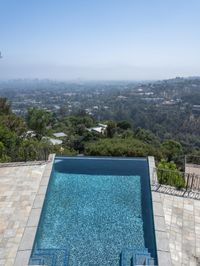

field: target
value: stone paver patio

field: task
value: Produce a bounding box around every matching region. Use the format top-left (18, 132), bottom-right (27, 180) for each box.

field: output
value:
top-left (0, 164), bottom-right (45, 266)
top-left (159, 192), bottom-right (200, 266)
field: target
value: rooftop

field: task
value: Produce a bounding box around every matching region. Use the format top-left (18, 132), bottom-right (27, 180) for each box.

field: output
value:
top-left (53, 132), bottom-right (67, 138)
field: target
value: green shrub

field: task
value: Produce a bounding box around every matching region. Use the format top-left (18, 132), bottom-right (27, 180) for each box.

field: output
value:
top-left (157, 159), bottom-right (185, 189)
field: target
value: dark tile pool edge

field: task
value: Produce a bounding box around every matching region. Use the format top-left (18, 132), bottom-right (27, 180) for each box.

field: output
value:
top-left (148, 156), bottom-right (172, 266)
top-left (14, 154), bottom-right (56, 266)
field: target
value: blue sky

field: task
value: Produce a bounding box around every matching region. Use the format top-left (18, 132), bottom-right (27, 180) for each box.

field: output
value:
top-left (0, 0), bottom-right (200, 80)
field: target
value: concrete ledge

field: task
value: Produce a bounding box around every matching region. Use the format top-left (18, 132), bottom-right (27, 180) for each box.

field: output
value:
top-left (14, 154), bottom-right (55, 266)
top-left (148, 156), bottom-right (172, 266)
top-left (157, 250), bottom-right (172, 265)
top-left (151, 191), bottom-right (161, 202)
top-left (19, 227), bottom-right (37, 251)
top-left (154, 216), bottom-right (166, 232)
top-left (153, 201), bottom-right (165, 217)
top-left (27, 208), bottom-right (42, 227)
top-left (14, 251), bottom-right (31, 266)
top-left (155, 231), bottom-right (170, 252)
top-left (0, 161), bottom-right (46, 168)
top-left (33, 194), bottom-right (45, 208)
top-left (37, 185), bottom-right (48, 195)
top-left (40, 177), bottom-right (50, 186)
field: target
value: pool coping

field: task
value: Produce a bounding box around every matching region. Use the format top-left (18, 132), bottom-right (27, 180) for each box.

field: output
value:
top-left (14, 155), bottom-right (171, 266)
top-left (148, 156), bottom-right (172, 266)
top-left (14, 154), bottom-right (55, 266)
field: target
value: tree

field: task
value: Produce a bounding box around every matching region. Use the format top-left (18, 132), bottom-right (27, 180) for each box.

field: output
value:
top-left (117, 120), bottom-right (131, 130)
top-left (27, 108), bottom-right (51, 139)
top-left (0, 114), bottom-right (26, 135)
top-left (17, 139), bottom-right (54, 161)
top-left (161, 139), bottom-right (183, 161)
top-left (0, 141), bottom-right (10, 162)
top-left (106, 121), bottom-right (116, 138)
top-left (85, 137), bottom-right (161, 158)
top-left (134, 127), bottom-right (160, 145)
top-left (157, 159), bottom-right (185, 189)
top-left (0, 125), bottom-right (19, 159)
top-left (0, 98), bottom-right (11, 115)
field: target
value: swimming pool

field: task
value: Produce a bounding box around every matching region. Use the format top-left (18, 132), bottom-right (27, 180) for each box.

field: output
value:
top-left (29, 157), bottom-right (157, 265)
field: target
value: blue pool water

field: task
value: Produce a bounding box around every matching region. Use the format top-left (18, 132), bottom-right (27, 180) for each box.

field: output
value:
top-left (29, 157), bottom-right (157, 265)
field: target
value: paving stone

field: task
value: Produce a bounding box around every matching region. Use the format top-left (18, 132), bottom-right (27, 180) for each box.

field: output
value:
top-left (37, 185), bottom-right (47, 195)
top-left (0, 164), bottom-right (46, 265)
top-left (154, 215), bottom-right (166, 232)
top-left (159, 190), bottom-right (200, 266)
top-left (27, 208), bottom-right (41, 227)
top-left (0, 259), bottom-right (6, 265)
top-left (40, 177), bottom-right (49, 186)
top-left (19, 227), bottom-right (37, 251)
top-left (157, 251), bottom-right (172, 266)
top-left (151, 191), bottom-right (161, 202)
top-left (14, 250), bottom-right (31, 266)
top-left (156, 231), bottom-right (170, 252)
top-left (32, 194), bottom-right (45, 208)
top-left (153, 201), bottom-right (164, 217)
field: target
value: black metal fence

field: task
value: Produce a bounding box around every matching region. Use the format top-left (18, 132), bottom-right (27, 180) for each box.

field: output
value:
top-left (185, 172), bottom-right (200, 191)
top-left (153, 168), bottom-right (200, 192)
top-left (8, 146), bottom-right (51, 162)
top-left (185, 155), bottom-right (200, 165)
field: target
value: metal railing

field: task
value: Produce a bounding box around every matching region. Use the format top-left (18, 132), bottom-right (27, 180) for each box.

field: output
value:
top-left (8, 147), bottom-right (51, 162)
top-left (185, 172), bottom-right (200, 191)
top-left (185, 155), bottom-right (200, 166)
top-left (153, 167), bottom-right (200, 192)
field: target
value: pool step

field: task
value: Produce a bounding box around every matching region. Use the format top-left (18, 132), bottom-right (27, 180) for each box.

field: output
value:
top-left (29, 248), bottom-right (69, 266)
top-left (120, 248), bottom-right (155, 266)
top-left (29, 247), bottom-right (155, 265)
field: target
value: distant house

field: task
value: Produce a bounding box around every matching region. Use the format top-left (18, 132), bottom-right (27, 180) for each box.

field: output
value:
top-left (53, 132), bottom-right (67, 138)
top-left (43, 137), bottom-right (63, 145)
top-left (23, 130), bottom-right (36, 138)
top-left (117, 95), bottom-right (127, 99)
top-left (192, 105), bottom-right (200, 113)
top-left (88, 123), bottom-right (107, 134)
top-left (98, 123), bottom-right (107, 129)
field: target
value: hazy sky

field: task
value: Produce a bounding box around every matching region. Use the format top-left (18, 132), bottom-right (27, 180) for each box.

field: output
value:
top-left (0, 0), bottom-right (200, 80)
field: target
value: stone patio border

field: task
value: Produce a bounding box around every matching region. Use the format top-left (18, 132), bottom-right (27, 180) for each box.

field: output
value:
top-left (0, 161), bottom-right (47, 168)
top-left (14, 154), bottom-right (55, 266)
top-left (148, 156), bottom-right (172, 266)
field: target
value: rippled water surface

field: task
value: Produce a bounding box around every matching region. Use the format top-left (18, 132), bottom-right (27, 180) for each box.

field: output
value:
top-left (35, 172), bottom-right (144, 265)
